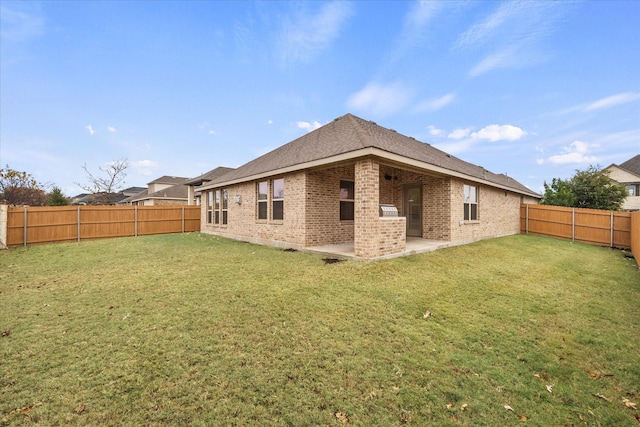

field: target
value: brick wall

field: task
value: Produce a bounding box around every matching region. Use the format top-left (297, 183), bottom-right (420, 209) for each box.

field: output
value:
top-left (153, 199), bottom-right (188, 206)
top-left (305, 165), bottom-right (355, 246)
top-left (449, 178), bottom-right (538, 242)
top-left (200, 172), bottom-right (308, 248)
top-left (354, 159), bottom-right (380, 258)
top-left (198, 159), bottom-right (538, 258)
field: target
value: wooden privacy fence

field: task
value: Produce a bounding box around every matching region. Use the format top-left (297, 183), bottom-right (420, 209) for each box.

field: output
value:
top-left (520, 204), bottom-right (639, 257)
top-left (632, 211), bottom-right (640, 266)
top-left (2, 205), bottom-right (201, 247)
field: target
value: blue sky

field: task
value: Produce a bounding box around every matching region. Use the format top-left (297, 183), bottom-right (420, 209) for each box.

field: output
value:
top-left (1, 0), bottom-right (639, 197)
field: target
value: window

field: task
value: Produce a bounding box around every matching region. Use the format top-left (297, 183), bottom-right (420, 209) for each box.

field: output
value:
top-left (214, 190), bottom-right (220, 224)
top-left (257, 181), bottom-right (268, 220)
top-left (222, 189), bottom-right (228, 225)
top-left (206, 191), bottom-right (213, 224)
top-left (463, 184), bottom-right (478, 221)
top-left (272, 178), bottom-right (284, 220)
top-left (340, 180), bottom-right (354, 221)
top-left (627, 185), bottom-right (636, 197)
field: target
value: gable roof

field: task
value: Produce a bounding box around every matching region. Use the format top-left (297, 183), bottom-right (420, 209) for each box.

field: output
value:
top-left (186, 166), bottom-right (235, 186)
top-left (619, 154), bottom-right (640, 175)
top-left (200, 113), bottom-right (539, 197)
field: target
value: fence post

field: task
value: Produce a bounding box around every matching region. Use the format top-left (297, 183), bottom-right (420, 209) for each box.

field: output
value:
top-left (77, 206), bottom-right (81, 242)
top-left (0, 205), bottom-right (7, 249)
top-left (23, 207), bottom-right (28, 247)
top-left (525, 204), bottom-right (529, 234)
top-left (610, 211), bottom-right (614, 248)
top-left (182, 206), bottom-right (185, 233)
top-left (572, 208), bottom-right (575, 242)
top-left (134, 205), bottom-right (138, 237)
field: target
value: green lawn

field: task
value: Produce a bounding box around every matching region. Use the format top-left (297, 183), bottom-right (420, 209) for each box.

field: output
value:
top-left (1, 233), bottom-right (638, 426)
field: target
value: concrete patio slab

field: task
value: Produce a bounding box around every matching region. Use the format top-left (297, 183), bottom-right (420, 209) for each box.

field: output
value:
top-left (306, 237), bottom-right (453, 260)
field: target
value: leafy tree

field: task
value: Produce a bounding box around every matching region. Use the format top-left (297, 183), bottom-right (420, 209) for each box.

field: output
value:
top-left (542, 178), bottom-right (576, 207)
top-left (48, 186), bottom-right (69, 206)
top-left (75, 159), bottom-right (128, 204)
top-left (542, 165), bottom-right (627, 211)
top-left (0, 165), bottom-right (48, 206)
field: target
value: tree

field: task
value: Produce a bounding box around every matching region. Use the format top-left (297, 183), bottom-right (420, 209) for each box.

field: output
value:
top-left (75, 159), bottom-right (128, 204)
top-left (542, 165), bottom-right (627, 211)
top-left (48, 186), bottom-right (69, 206)
top-left (0, 165), bottom-right (48, 206)
top-left (542, 177), bottom-right (576, 207)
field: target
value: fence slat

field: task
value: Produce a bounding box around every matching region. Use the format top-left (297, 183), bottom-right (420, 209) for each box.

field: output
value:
top-left (5, 205), bottom-right (201, 247)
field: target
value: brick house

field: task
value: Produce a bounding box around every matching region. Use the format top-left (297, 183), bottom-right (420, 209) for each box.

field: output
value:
top-left (119, 176), bottom-right (191, 206)
top-left (197, 114), bottom-right (541, 260)
top-left (605, 154), bottom-right (640, 211)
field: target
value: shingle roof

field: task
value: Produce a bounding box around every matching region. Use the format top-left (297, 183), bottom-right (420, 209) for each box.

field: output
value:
top-left (119, 189), bottom-right (148, 204)
top-left (132, 184), bottom-right (188, 201)
top-left (147, 176), bottom-right (190, 185)
top-left (203, 113), bottom-right (539, 197)
top-left (619, 154), bottom-right (640, 175)
top-left (186, 167), bottom-right (235, 186)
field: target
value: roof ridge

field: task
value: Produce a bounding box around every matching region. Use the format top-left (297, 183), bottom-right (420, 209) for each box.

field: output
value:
top-left (342, 114), bottom-right (370, 148)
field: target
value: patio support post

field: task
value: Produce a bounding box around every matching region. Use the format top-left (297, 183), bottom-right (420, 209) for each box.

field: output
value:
top-left (354, 159), bottom-right (380, 259)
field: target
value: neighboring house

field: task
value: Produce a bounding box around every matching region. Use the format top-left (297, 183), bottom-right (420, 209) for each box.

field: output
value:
top-left (186, 167), bottom-right (235, 205)
top-left (605, 154), bottom-right (640, 211)
top-left (119, 176), bottom-right (190, 206)
top-left (70, 187), bottom-right (145, 205)
top-left (196, 113), bottom-right (541, 260)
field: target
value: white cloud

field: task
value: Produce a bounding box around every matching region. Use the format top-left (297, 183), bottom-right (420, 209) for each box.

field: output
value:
top-left (427, 125), bottom-right (444, 136)
top-left (268, 120), bottom-right (273, 125)
top-left (297, 120), bottom-right (322, 132)
top-left (583, 92), bottom-right (640, 112)
top-left (415, 93), bottom-right (456, 112)
top-left (471, 124), bottom-right (526, 142)
top-left (547, 140), bottom-right (598, 165)
top-left (208, 130), bottom-right (216, 135)
top-left (130, 160), bottom-right (160, 176)
top-left (107, 126), bottom-right (116, 133)
top-left (457, 1), bottom-right (567, 77)
top-left (346, 81), bottom-right (414, 117)
top-left (468, 46), bottom-right (519, 77)
top-left (388, 0), bottom-right (440, 63)
top-left (448, 128), bottom-right (471, 140)
top-left (85, 125), bottom-right (95, 136)
top-left (279, 1), bottom-right (353, 64)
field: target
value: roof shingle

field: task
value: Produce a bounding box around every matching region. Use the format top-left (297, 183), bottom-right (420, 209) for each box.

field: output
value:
top-left (205, 113), bottom-right (539, 197)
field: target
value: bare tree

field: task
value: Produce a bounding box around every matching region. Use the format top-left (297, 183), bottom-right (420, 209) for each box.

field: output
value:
top-left (76, 159), bottom-right (129, 204)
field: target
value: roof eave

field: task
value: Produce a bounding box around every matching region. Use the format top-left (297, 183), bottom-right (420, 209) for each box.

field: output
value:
top-left (198, 148), bottom-right (541, 198)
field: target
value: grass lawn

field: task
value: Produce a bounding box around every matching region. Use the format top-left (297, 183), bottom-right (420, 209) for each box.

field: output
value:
top-left (1, 233), bottom-right (639, 426)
